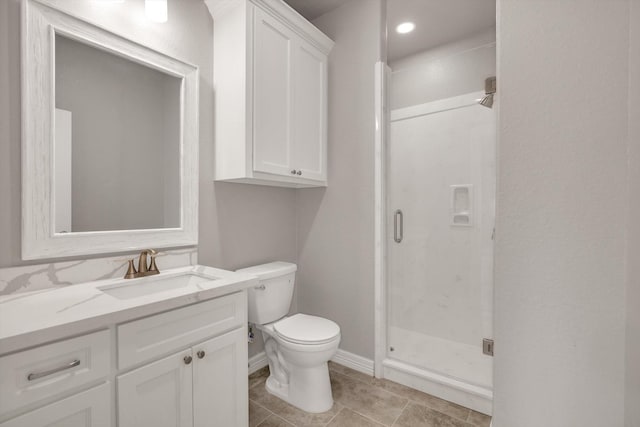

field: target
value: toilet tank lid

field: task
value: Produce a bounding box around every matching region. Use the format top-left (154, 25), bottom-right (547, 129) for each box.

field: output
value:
top-left (236, 262), bottom-right (297, 281)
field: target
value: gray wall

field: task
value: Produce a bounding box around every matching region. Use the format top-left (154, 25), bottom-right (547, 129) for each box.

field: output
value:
top-left (0, 0), bottom-right (297, 300)
top-left (56, 35), bottom-right (180, 232)
top-left (494, 0), bottom-right (631, 425)
top-left (295, 0), bottom-right (383, 360)
top-left (626, 0), bottom-right (640, 425)
top-left (390, 27), bottom-right (496, 110)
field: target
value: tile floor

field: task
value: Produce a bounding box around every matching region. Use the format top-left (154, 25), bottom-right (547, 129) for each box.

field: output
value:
top-left (248, 362), bottom-right (492, 427)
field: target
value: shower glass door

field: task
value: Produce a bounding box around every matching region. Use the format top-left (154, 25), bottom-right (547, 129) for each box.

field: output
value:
top-left (386, 92), bottom-right (495, 389)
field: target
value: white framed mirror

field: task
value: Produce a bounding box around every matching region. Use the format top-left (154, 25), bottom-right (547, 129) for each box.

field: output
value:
top-left (21, 0), bottom-right (199, 260)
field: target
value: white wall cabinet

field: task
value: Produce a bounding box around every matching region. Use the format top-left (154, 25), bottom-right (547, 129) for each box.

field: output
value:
top-left (207, 0), bottom-right (334, 188)
top-left (0, 292), bottom-right (248, 427)
top-left (252, 6), bottom-right (295, 178)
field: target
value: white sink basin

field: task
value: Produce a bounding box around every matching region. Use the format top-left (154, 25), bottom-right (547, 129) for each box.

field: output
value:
top-left (98, 272), bottom-right (219, 300)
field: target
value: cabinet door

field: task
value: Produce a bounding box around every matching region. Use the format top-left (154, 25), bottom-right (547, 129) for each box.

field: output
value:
top-left (117, 350), bottom-right (193, 427)
top-left (293, 40), bottom-right (328, 182)
top-left (0, 383), bottom-right (111, 427)
top-left (193, 328), bottom-right (248, 427)
top-left (252, 7), bottom-right (294, 177)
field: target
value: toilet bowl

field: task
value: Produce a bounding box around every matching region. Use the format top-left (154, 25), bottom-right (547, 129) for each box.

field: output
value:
top-left (259, 314), bottom-right (340, 412)
top-left (237, 262), bottom-right (341, 413)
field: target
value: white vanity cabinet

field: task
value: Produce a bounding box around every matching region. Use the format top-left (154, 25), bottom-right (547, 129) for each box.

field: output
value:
top-left (0, 290), bottom-right (249, 427)
top-left (192, 329), bottom-right (247, 427)
top-left (0, 384), bottom-right (111, 427)
top-left (207, 0), bottom-right (334, 188)
top-left (117, 350), bottom-right (194, 427)
top-left (117, 329), bottom-right (247, 427)
top-left (0, 330), bottom-right (111, 427)
top-left (117, 293), bottom-right (248, 427)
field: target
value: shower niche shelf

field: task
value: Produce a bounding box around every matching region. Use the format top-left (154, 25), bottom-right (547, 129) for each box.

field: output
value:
top-left (451, 185), bottom-right (474, 226)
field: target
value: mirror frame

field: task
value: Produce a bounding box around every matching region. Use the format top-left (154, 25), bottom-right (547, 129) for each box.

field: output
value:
top-left (22, 0), bottom-right (199, 260)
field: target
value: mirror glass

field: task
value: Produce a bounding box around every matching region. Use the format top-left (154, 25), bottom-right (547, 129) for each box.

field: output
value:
top-left (54, 34), bottom-right (182, 233)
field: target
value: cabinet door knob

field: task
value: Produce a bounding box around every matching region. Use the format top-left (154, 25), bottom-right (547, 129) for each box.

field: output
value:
top-left (184, 355), bottom-right (193, 365)
top-left (290, 169), bottom-right (297, 175)
top-left (296, 170), bottom-right (302, 176)
top-left (197, 350), bottom-right (206, 359)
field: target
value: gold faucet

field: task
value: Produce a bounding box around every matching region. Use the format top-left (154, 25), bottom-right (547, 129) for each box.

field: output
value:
top-left (124, 249), bottom-right (160, 279)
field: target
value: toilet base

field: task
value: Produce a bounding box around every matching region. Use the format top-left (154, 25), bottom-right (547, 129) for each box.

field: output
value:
top-left (264, 362), bottom-right (334, 413)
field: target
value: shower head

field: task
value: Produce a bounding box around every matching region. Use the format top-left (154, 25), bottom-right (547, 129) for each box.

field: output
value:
top-left (478, 77), bottom-right (496, 108)
top-left (479, 93), bottom-right (494, 108)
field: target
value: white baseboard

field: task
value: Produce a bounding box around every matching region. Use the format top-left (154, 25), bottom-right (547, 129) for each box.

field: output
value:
top-left (249, 348), bottom-right (374, 377)
top-left (331, 349), bottom-right (375, 376)
top-left (248, 351), bottom-right (268, 375)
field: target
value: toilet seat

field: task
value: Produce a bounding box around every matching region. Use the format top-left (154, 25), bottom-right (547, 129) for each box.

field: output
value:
top-left (274, 313), bottom-right (340, 345)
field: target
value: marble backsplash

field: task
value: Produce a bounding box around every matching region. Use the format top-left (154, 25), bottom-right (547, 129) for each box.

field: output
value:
top-left (0, 248), bottom-right (197, 296)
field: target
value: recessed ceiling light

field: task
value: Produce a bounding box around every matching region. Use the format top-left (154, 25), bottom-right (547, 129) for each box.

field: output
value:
top-left (146, 0), bottom-right (168, 23)
top-left (396, 22), bottom-right (416, 34)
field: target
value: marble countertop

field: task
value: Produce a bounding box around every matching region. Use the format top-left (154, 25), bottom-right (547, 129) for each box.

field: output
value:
top-left (0, 265), bottom-right (257, 355)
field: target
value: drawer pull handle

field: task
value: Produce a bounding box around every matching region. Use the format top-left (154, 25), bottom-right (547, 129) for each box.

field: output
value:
top-left (184, 355), bottom-right (193, 365)
top-left (197, 350), bottom-right (205, 359)
top-left (27, 359), bottom-right (81, 381)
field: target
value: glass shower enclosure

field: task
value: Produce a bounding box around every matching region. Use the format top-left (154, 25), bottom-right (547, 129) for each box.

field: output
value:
top-left (384, 89), bottom-right (496, 409)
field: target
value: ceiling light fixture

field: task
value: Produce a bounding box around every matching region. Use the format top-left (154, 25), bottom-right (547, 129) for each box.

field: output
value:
top-left (396, 22), bottom-right (416, 34)
top-left (145, 0), bottom-right (168, 23)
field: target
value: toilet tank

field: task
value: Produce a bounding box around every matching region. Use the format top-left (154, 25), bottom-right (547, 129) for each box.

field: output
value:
top-left (237, 262), bottom-right (297, 324)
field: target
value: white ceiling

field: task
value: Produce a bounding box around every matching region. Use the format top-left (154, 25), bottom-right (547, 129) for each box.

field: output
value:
top-left (283, 0), bottom-right (496, 63)
top-left (387, 0), bottom-right (495, 62)
top-left (283, 0), bottom-right (351, 21)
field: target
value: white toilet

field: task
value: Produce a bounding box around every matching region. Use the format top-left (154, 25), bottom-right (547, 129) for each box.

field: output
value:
top-left (237, 262), bottom-right (341, 413)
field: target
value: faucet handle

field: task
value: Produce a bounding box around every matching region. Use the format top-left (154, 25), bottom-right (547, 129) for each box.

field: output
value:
top-left (147, 253), bottom-right (160, 275)
top-left (124, 259), bottom-right (138, 279)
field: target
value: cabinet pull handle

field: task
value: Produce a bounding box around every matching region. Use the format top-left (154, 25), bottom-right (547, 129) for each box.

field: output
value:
top-left (27, 359), bottom-right (81, 381)
top-left (296, 170), bottom-right (302, 176)
top-left (184, 355), bottom-right (193, 365)
top-left (197, 350), bottom-right (206, 359)
top-left (290, 169), bottom-right (297, 175)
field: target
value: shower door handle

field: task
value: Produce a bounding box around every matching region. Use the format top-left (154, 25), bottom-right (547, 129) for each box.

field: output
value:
top-left (394, 209), bottom-right (403, 243)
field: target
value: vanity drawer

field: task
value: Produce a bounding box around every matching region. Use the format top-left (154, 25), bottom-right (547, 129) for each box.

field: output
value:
top-left (0, 330), bottom-right (110, 416)
top-left (0, 382), bottom-right (111, 427)
top-left (117, 292), bottom-right (246, 370)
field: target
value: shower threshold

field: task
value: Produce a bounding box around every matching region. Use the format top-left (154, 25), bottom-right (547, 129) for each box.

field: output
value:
top-left (388, 326), bottom-right (492, 387)
top-left (382, 358), bottom-right (493, 416)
